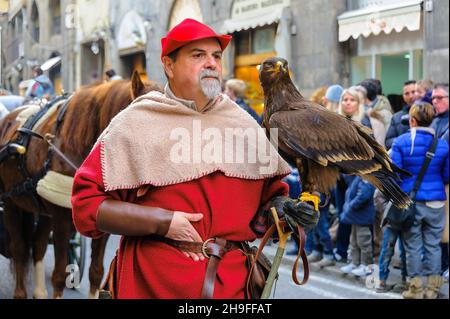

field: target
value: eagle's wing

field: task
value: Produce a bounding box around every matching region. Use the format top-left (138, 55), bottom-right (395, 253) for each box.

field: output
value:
top-left (269, 104), bottom-right (390, 175)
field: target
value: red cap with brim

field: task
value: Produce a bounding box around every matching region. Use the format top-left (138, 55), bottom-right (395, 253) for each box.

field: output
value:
top-left (161, 19), bottom-right (232, 60)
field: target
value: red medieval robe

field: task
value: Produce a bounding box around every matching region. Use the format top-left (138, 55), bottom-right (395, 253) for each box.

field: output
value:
top-left (72, 144), bottom-right (288, 299)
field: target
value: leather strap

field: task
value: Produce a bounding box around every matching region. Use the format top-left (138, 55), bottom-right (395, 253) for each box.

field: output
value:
top-left (147, 235), bottom-right (241, 254)
top-left (410, 136), bottom-right (438, 200)
top-left (292, 225), bottom-right (309, 285)
top-left (201, 238), bottom-right (226, 299)
top-left (246, 222), bottom-right (309, 297)
top-left (246, 224), bottom-right (276, 298)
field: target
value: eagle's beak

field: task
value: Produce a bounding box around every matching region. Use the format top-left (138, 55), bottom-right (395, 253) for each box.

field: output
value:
top-left (277, 61), bottom-right (287, 73)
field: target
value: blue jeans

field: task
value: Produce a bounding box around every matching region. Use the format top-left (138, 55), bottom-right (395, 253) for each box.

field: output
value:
top-left (333, 181), bottom-right (351, 259)
top-left (403, 202), bottom-right (445, 277)
top-left (305, 202), bottom-right (334, 257)
top-left (378, 227), bottom-right (407, 281)
top-left (442, 243), bottom-right (449, 273)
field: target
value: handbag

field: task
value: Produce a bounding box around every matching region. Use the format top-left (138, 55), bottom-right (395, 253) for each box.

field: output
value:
top-left (245, 222), bottom-right (309, 299)
top-left (99, 251), bottom-right (118, 299)
top-left (383, 136), bottom-right (438, 231)
top-left (242, 241), bottom-right (273, 299)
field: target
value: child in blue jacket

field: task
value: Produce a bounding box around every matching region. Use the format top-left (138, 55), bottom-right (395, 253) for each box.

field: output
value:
top-left (339, 175), bottom-right (376, 277)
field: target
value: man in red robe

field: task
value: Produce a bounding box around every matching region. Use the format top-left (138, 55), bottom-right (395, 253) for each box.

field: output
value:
top-left (72, 18), bottom-right (319, 299)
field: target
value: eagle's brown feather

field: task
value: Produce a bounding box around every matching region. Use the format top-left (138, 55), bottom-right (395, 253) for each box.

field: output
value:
top-left (259, 57), bottom-right (412, 208)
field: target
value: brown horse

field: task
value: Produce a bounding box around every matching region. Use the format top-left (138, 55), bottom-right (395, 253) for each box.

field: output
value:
top-left (0, 72), bottom-right (161, 299)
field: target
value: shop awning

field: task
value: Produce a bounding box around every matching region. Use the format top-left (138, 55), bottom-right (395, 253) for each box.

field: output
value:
top-left (338, 0), bottom-right (423, 42)
top-left (221, 7), bottom-right (283, 34)
top-left (40, 56), bottom-right (62, 72)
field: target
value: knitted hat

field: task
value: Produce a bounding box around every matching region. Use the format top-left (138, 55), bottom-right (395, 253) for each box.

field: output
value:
top-left (325, 85), bottom-right (344, 103)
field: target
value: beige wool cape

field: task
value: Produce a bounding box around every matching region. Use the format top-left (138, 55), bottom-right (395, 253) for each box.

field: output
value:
top-left (95, 91), bottom-right (292, 192)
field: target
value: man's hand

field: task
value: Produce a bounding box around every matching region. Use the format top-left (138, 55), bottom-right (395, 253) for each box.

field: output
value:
top-left (166, 212), bottom-right (205, 262)
top-left (269, 197), bottom-right (320, 233)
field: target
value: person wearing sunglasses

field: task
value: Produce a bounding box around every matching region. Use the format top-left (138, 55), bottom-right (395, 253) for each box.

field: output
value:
top-left (431, 83), bottom-right (449, 286)
top-left (431, 83), bottom-right (449, 142)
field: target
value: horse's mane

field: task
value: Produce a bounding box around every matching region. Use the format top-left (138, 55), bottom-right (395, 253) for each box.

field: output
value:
top-left (58, 79), bottom-right (160, 160)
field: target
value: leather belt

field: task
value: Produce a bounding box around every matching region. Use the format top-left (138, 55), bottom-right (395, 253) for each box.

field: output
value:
top-left (148, 235), bottom-right (242, 299)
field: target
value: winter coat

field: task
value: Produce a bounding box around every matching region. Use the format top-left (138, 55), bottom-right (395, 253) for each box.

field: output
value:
top-left (362, 110), bottom-right (387, 146)
top-left (431, 110), bottom-right (449, 140)
top-left (390, 127), bottom-right (449, 201)
top-left (284, 167), bottom-right (301, 199)
top-left (236, 98), bottom-right (262, 125)
top-left (25, 75), bottom-right (55, 99)
top-left (341, 175), bottom-right (376, 226)
top-left (371, 95), bottom-right (393, 130)
top-left (385, 105), bottom-right (410, 150)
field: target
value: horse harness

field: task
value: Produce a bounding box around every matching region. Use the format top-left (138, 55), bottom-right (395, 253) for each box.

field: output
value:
top-left (0, 95), bottom-right (73, 224)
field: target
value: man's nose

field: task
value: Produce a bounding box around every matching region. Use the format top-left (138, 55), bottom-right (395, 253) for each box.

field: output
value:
top-left (204, 55), bottom-right (218, 69)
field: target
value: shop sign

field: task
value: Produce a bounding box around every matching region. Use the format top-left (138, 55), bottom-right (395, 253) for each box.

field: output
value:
top-left (231, 0), bottom-right (290, 19)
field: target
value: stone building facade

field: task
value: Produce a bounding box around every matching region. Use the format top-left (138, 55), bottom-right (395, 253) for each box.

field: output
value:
top-left (1, 0), bottom-right (448, 108)
top-left (1, 0), bottom-right (75, 95)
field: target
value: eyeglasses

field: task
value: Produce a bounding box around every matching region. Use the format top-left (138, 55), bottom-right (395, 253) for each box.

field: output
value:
top-left (432, 96), bottom-right (449, 101)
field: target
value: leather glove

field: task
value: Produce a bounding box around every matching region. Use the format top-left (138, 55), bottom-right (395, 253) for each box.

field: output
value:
top-left (268, 196), bottom-right (320, 234)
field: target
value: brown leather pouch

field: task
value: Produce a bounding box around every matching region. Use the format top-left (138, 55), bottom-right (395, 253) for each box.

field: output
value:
top-left (242, 242), bottom-right (273, 299)
top-left (99, 252), bottom-right (118, 299)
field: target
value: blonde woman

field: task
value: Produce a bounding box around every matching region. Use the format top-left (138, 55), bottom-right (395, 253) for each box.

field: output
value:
top-left (338, 87), bottom-right (366, 123)
top-left (311, 86), bottom-right (328, 105)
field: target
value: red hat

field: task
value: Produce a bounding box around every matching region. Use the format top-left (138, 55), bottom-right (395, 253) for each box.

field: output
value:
top-left (161, 19), bottom-right (232, 60)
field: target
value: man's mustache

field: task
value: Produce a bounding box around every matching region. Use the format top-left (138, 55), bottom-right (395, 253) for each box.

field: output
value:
top-left (200, 70), bottom-right (220, 81)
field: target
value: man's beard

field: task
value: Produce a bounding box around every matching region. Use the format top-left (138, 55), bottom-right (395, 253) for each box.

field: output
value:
top-left (199, 70), bottom-right (222, 100)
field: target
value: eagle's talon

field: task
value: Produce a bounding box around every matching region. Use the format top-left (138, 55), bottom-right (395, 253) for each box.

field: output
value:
top-left (300, 192), bottom-right (320, 211)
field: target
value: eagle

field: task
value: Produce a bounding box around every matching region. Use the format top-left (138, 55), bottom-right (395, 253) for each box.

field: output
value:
top-left (259, 57), bottom-right (412, 211)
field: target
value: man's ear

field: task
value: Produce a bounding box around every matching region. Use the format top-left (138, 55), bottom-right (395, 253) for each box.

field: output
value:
top-left (162, 56), bottom-right (175, 79)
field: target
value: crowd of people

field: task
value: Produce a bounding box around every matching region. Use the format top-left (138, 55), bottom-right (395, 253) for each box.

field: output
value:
top-left (0, 66), bottom-right (125, 122)
top-left (277, 79), bottom-right (449, 299)
top-left (0, 22), bottom-right (448, 299)
top-left (205, 76), bottom-right (449, 299)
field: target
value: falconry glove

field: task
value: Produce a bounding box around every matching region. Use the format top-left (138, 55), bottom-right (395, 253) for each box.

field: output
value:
top-left (250, 196), bottom-right (319, 238)
top-left (269, 196), bottom-right (319, 234)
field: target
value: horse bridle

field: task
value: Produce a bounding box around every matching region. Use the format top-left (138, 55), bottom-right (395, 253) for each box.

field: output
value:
top-left (0, 95), bottom-right (74, 225)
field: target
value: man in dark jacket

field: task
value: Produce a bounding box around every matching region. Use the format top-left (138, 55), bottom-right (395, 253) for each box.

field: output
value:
top-left (385, 80), bottom-right (417, 149)
top-left (431, 83), bottom-right (449, 284)
top-left (431, 83), bottom-right (449, 139)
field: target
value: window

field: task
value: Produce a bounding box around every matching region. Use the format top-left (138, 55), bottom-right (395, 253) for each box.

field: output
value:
top-left (350, 50), bottom-right (424, 95)
top-left (50, 0), bottom-right (61, 35)
top-left (234, 25), bottom-right (276, 56)
top-left (31, 2), bottom-right (40, 42)
top-left (16, 12), bottom-right (23, 36)
top-left (236, 30), bottom-right (251, 56)
top-left (253, 27), bottom-right (275, 54)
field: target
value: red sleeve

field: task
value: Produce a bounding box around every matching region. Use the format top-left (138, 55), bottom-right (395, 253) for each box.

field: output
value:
top-left (71, 143), bottom-right (119, 239)
top-left (260, 176), bottom-right (289, 207)
top-left (251, 176), bottom-right (289, 237)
